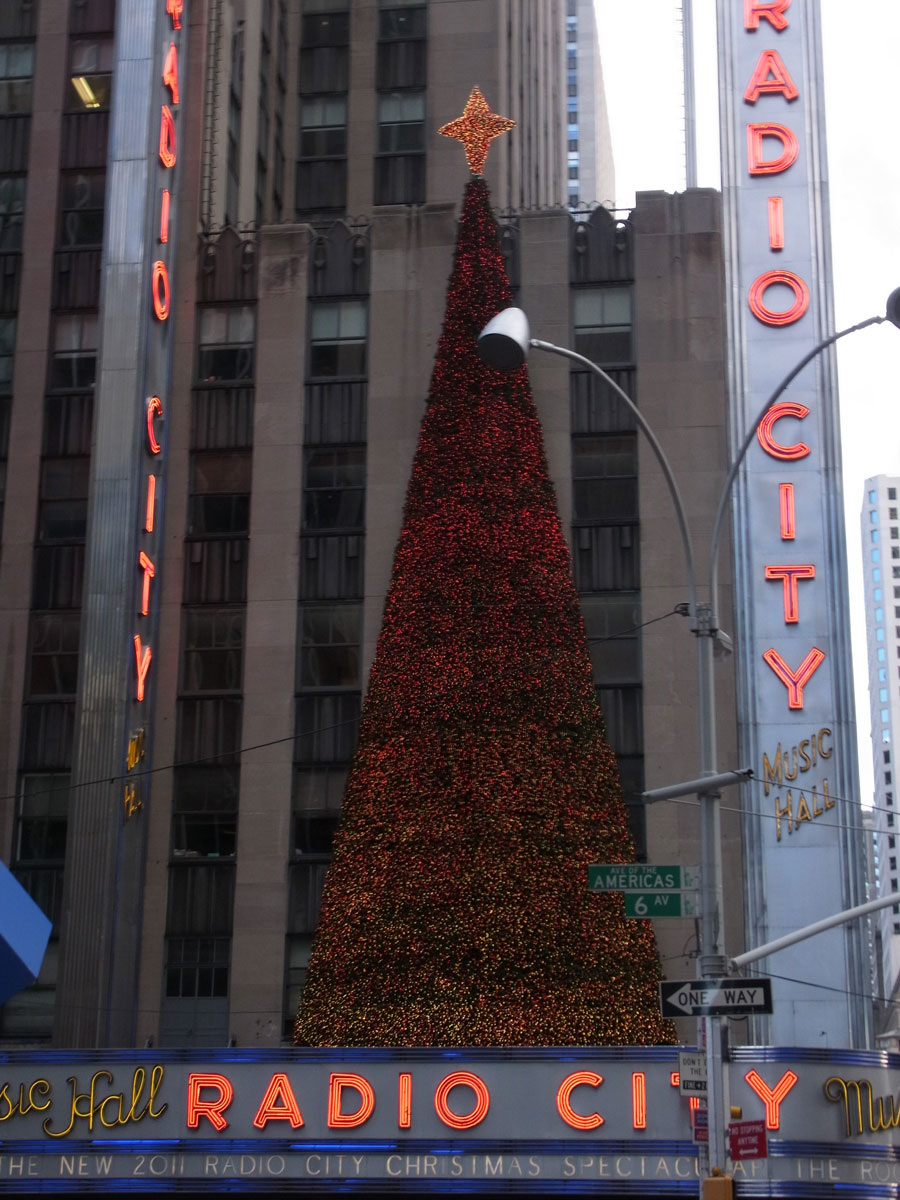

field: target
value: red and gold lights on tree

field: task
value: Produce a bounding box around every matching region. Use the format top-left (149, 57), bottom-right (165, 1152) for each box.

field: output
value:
top-left (294, 96), bottom-right (673, 1048)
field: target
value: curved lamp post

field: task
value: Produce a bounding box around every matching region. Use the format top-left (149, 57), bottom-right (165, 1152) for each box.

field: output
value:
top-left (477, 292), bottom-right (900, 1183)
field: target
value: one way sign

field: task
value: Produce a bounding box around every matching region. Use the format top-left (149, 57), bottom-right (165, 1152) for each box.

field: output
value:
top-left (659, 977), bottom-right (773, 1018)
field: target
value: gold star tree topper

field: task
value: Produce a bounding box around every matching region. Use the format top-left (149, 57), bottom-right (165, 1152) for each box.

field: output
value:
top-left (439, 86), bottom-right (515, 175)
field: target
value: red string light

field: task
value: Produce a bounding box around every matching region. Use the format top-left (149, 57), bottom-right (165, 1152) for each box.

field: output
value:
top-left (294, 178), bottom-right (674, 1048)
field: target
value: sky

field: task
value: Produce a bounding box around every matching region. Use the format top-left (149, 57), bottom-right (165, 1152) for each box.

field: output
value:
top-left (593, 0), bottom-right (900, 806)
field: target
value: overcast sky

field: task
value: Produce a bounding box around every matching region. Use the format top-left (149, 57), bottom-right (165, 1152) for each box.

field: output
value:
top-left (593, 0), bottom-right (900, 805)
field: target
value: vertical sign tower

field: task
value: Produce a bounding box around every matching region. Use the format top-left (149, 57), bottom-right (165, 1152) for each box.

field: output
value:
top-left (717, 0), bottom-right (869, 1046)
top-left (54, 0), bottom-right (187, 1046)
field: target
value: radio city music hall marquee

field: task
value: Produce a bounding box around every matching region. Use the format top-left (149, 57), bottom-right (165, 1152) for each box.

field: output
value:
top-left (0, 1050), bottom-right (897, 1192)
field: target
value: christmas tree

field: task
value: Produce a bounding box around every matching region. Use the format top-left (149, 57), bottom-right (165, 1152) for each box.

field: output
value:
top-left (295, 91), bottom-right (674, 1047)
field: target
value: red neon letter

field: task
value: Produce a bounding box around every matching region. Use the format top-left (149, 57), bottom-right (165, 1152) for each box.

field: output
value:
top-left (632, 1072), bottom-right (646, 1130)
top-left (757, 401), bottom-right (810, 461)
top-left (398, 1073), bottom-right (412, 1129)
top-left (146, 395), bottom-right (163, 453)
top-left (145, 474), bottom-right (157, 533)
top-left (744, 0), bottom-right (790, 31)
top-left (434, 1072), bottom-right (490, 1131)
top-left (556, 1071), bottom-right (604, 1131)
top-left (747, 123), bottom-right (799, 175)
top-left (163, 42), bottom-right (179, 105)
top-left (166, 0), bottom-right (183, 30)
top-left (133, 635), bottom-right (152, 702)
top-left (744, 49), bottom-right (799, 103)
top-left (160, 189), bottom-right (170, 244)
top-left (780, 482), bottom-right (795, 538)
top-left (327, 1073), bottom-right (375, 1129)
top-left (252, 1073), bottom-right (304, 1130)
top-left (152, 260), bottom-right (170, 321)
top-left (767, 197), bottom-right (784, 250)
top-left (748, 270), bottom-right (809, 326)
top-left (138, 552), bottom-right (156, 616)
top-left (763, 647), bottom-right (826, 709)
top-left (186, 1073), bottom-right (233, 1131)
top-left (159, 105), bottom-right (176, 168)
top-left (744, 1069), bottom-right (798, 1129)
top-left (764, 563), bottom-right (815, 623)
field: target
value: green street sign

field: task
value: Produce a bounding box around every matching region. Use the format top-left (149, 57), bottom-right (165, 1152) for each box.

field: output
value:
top-left (624, 892), bottom-right (699, 919)
top-left (587, 864), bottom-right (700, 893)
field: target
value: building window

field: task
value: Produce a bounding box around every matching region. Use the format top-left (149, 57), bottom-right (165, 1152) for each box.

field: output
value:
top-left (374, 91), bottom-right (425, 205)
top-left (0, 175), bottom-right (25, 248)
top-left (303, 449), bottom-right (365, 531)
top-left (171, 767), bottom-right (239, 858)
top-left (308, 301), bottom-right (367, 378)
top-left (59, 171), bottom-right (105, 246)
top-left (298, 604), bottom-right (360, 688)
top-left (38, 458), bottom-right (90, 542)
top-left (572, 435), bottom-right (638, 524)
top-left (197, 307), bottom-right (255, 382)
top-left (0, 316), bottom-right (15, 390)
top-left (890, 488), bottom-right (897, 500)
top-left (67, 40), bottom-right (113, 111)
top-left (296, 97), bottom-right (347, 214)
top-left (49, 315), bottom-right (98, 391)
top-left (573, 287), bottom-right (634, 364)
top-left (187, 451), bottom-right (251, 537)
top-left (0, 41), bottom-right (33, 113)
top-left (164, 936), bottom-right (230, 997)
top-left (181, 609), bottom-right (244, 693)
top-left (299, 96), bottom-right (347, 158)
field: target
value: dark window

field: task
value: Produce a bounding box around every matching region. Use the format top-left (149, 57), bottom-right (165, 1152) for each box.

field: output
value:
top-left (38, 458), bottom-right (90, 542)
top-left (48, 315), bottom-right (98, 391)
top-left (379, 7), bottom-right (426, 38)
top-left (377, 90), bottom-right (424, 153)
top-left (0, 315), bottom-right (15, 390)
top-left (171, 766), bottom-right (239, 858)
top-left (299, 97), bottom-right (347, 157)
top-left (298, 603), bottom-right (361, 687)
top-left (574, 287), bottom-right (633, 365)
top-left (0, 42), bottom-right (33, 114)
top-left (301, 10), bottom-right (349, 47)
top-left (164, 936), bottom-right (230, 997)
top-left (303, 447), bottom-right (365, 531)
top-left (188, 451), bottom-right (251, 536)
top-left (66, 39), bottom-right (113, 111)
top-left (27, 613), bottom-right (81, 696)
top-left (59, 172), bottom-right (105, 245)
top-left (15, 775), bottom-right (69, 866)
top-left (299, 533), bottom-right (363, 600)
top-left (294, 764), bottom-right (349, 811)
top-left (181, 608), bottom-right (244, 693)
top-left (582, 593), bottom-right (641, 685)
top-left (308, 301), bottom-right (367, 378)
top-left (572, 434), bottom-right (638, 523)
top-left (374, 153), bottom-right (425, 206)
top-left (197, 307), bottom-right (255, 383)
top-left (284, 934), bottom-right (313, 1037)
top-left (295, 692), bottom-right (360, 763)
top-left (32, 545), bottom-right (86, 609)
top-left (175, 697), bottom-right (242, 765)
top-left (0, 174), bottom-right (25, 248)
top-left (166, 866), bottom-right (235, 936)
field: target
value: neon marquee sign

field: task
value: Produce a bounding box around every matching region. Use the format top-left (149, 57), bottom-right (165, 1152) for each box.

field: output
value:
top-left (124, 0), bottom-right (185, 815)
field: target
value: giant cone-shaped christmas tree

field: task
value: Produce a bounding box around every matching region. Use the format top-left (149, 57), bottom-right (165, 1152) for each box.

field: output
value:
top-left (295, 92), bottom-right (674, 1047)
